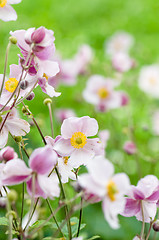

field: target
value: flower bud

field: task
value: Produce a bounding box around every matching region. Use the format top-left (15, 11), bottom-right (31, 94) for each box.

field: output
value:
top-left (20, 80), bottom-right (29, 90)
top-left (123, 141), bottom-right (137, 155)
top-left (9, 36), bottom-right (17, 45)
top-left (153, 220), bottom-right (159, 232)
top-left (7, 190), bottom-right (18, 203)
top-left (43, 98), bottom-right (52, 105)
top-left (31, 27), bottom-right (45, 44)
top-left (6, 210), bottom-right (17, 220)
top-left (26, 92), bottom-right (35, 101)
top-left (14, 136), bottom-right (22, 143)
top-left (22, 105), bottom-right (28, 114)
top-left (0, 146), bottom-right (17, 162)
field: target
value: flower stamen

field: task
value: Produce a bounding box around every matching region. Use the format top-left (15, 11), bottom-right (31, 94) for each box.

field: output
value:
top-left (5, 78), bottom-right (19, 93)
top-left (107, 180), bottom-right (119, 201)
top-left (0, 0), bottom-right (7, 7)
top-left (98, 87), bottom-right (109, 99)
top-left (70, 132), bottom-right (87, 149)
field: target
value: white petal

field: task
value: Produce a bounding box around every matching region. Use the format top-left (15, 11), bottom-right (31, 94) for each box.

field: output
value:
top-left (0, 5), bottom-right (17, 22)
top-left (6, 118), bottom-right (30, 136)
top-left (0, 127), bottom-right (8, 149)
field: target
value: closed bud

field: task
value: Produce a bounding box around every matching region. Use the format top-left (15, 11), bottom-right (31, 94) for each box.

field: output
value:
top-left (7, 190), bottom-right (18, 203)
top-left (20, 80), bottom-right (28, 90)
top-left (43, 98), bottom-right (52, 105)
top-left (6, 210), bottom-right (17, 219)
top-left (14, 136), bottom-right (22, 143)
top-left (26, 92), bottom-right (35, 101)
top-left (123, 141), bottom-right (137, 155)
top-left (153, 220), bottom-right (159, 232)
top-left (0, 146), bottom-right (17, 162)
top-left (9, 36), bottom-right (17, 45)
top-left (22, 105), bottom-right (28, 114)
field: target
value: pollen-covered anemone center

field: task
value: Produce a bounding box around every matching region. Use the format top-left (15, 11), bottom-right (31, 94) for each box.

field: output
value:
top-left (107, 180), bottom-right (119, 201)
top-left (70, 132), bottom-right (87, 149)
top-left (0, 0), bottom-right (7, 7)
top-left (5, 78), bottom-right (19, 93)
top-left (97, 87), bottom-right (109, 99)
top-left (63, 156), bottom-right (69, 165)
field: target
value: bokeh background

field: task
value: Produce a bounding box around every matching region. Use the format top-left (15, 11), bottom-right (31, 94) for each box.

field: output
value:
top-left (1, 0), bottom-right (159, 239)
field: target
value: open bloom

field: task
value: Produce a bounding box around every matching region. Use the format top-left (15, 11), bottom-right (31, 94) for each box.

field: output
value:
top-left (0, 0), bottom-right (22, 22)
top-left (105, 31), bottom-right (134, 57)
top-left (78, 156), bottom-right (130, 228)
top-left (54, 116), bottom-right (99, 168)
top-left (122, 175), bottom-right (159, 222)
top-left (2, 146), bottom-right (60, 199)
top-left (57, 156), bottom-right (76, 183)
top-left (138, 65), bottom-right (159, 98)
top-left (0, 107), bottom-right (30, 148)
top-left (112, 52), bottom-right (135, 73)
top-left (94, 130), bottom-right (110, 156)
top-left (83, 75), bottom-right (125, 112)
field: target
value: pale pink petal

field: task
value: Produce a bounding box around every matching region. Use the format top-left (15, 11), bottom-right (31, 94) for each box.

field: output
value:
top-left (27, 177), bottom-right (46, 198)
top-left (137, 175), bottom-right (159, 198)
top-left (10, 30), bottom-right (30, 52)
top-left (2, 159), bottom-right (32, 185)
top-left (80, 116), bottom-right (98, 136)
top-left (136, 201), bottom-right (157, 223)
top-left (112, 173), bottom-right (130, 194)
top-left (9, 64), bottom-right (21, 79)
top-left (38, 61), bottom-right (59, 77)
top-left (69, 148), bottom-right (94, 168)
top-left (0, 127), bottom-right (8, 149)
top-left (29, 146), bottom-right (57, 175)
top-left (8, 0), bottom-right (22, 4)
top-left (6, 118), bottom-right (30, 136)
top-left (0, 5), bottom-right (17, 22)
top-left (53, 138), bottom-right (74, 156)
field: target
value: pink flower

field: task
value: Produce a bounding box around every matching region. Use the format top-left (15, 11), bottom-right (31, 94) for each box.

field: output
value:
top-left (0, 146), bottom-right (18, 161)
top-left (106, 31), bottom-right (134, 57)
top-left (55, 108), bottom-right (76, 123)
top-left (0, 107), bottom-right (30, 148)
top-left (83, 75), bottom-right (124, 112)
top-left (123, 141), bottom-right (137, 155)
top-left (112, 52), bottom-right (135, 73)
top-left (122, 175), bottom-right (159, 223)
top-left (2, 146), bottom-right (60, 199)
top-left (138, 65), bottom-right (159, 98)
top-left (0, 64), bottom-right (36, 107)
top-left (57, 156), bottom-right (76, 183)
top-left (94, 130), bottom-right (110, 156)
top-left (0, 0), bottom-right (22, 22)
top-left (78, 155), bottom-right (130, 228)
top-left (53, 116), bottom-right (99, 168)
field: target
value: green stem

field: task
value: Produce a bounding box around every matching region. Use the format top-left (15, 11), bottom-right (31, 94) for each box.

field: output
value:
top-left (20, 183), bottom-right (25, 228)
top-left (76, 197), bottom-right (83, 237)
top-left (146, 221), bottom-right (153, 240)
top-left (47, 102), bottom-right (54, 138)
top-left (140, 201), bottom-right (145, 239)
top-left (23, 198), bottom-right (39, 231)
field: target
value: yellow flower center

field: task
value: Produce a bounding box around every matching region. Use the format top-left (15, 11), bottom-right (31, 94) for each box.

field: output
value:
top-left (107, 180), bottom-right (119, 201)
top-left (70, 132), bottom-right (87, 149)
top-left (0, 0), bottom-right (7, 7)
top-left (97, 87), bottom-right (109, 99)
top-left (43, 73), bottom-right (49, 81)
top-left (63, 156), bottom-right (69, 165)
top-left (5, 78), bottom-right (19, 93)
top-left (149, 77), bottom-right (156, 85)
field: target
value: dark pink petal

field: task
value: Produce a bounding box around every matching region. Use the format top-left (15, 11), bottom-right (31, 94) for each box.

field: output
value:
top-left (122, 198), bottom-right (140, 217)
top-left (146, 190), bottom-right (159, 201)
top-left (29, 146), bottom-right (57, 175)
top-left (133, 187), bottom-right (145, 200)
top-left (31, 27), bottom-right (45, 44)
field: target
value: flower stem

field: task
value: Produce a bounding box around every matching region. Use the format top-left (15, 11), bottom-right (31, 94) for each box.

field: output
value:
top-left (76, 197), bottom-right (83, 237)
top-left (140, 201), bottom-right (145, 239)
top-left (23, 198), bottom-right (39, 231)
top-left (146, 221), bottom-right (153, 240)
top-left (47, 102), bottom-right (54, 138)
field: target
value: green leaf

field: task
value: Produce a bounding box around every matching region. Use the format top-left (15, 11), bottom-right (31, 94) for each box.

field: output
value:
top-left (28, 220), bottom-right (52, 231)
top-left (88, 236), bottom-right (100, 240)
top-left (62, 217), bottom-right (86, 237)
top-left (0, 217), bottom-right (9, 226)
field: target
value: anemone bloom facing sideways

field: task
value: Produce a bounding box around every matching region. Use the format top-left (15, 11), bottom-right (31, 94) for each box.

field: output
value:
top-left (53, 116), bottom-right (99, 168)
top-left (0, 0), bottom-right (22, 22)
top-left (78, 156), bottom-right (130, 229)
top-left (2, 146), bottom-right (60, 199)
top-left (83, 75), bottom-right (124, 112)
top-left (122, 175), bottom-right (159, 223)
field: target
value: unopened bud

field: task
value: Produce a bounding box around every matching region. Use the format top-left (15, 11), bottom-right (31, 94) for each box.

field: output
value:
top-left (0, 146), bottom-right (17, 162)
top-left (43, 98), bottom-right (52, 105)
top-left (14, 136), bottom-right (22, 143)
top-left (26, 92), bottom-right (35, 101)
top-left (22, 105), bottom-right (28, 114)
top-left (153, 220), bottom-right (159, 232)
top-left (20, 80), bottom-right (28, 90)
top-left (123, 141), bottom-right (137, 155)
top-left (9, 36), bottom-right (17, 45)
top-left (7, 190), bottom-right (18, 203)
top-left (0, 116), bottom-right (2, 123)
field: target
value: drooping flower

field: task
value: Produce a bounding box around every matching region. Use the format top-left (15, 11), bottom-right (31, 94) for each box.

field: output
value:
top-left (78, 155), bottom-right (130, 228)
top-left (122, 175), bottom-right (159, 223)
top-left (0, 146), bottom-right (18, 161)
top-left (0, 0), bottom-right (22, 22)
top-left (53, 116), bottom-right (99, 168)
top-left (0, 107), bottom-right (30, 149)
top-left (105, 31), bottom-right (134, 57)
top-left (83, 75), bottom-right (125, 112)
top-left (2, 146), bottom-right (60, 199)
top-left (138, 65), bottom-right (159, 98)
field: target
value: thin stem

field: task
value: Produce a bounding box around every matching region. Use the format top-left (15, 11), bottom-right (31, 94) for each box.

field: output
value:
top-left (48, 103), bottom-right (54, 138)
top-left (7, 200), bottom-right (13, 240)
top-left (140, 201), bottom-right (145, 239)
top-left (46, 198), bottom-right (64, 237)
top-left (55, 167), bottom-right (72, 240)
top-left (20, 183), bottom-right (25, 228)
top-left (76, 197), bottom-right (83, 237)
top-left (146, 221), bottom-right (153, 240)
top-left (0, 42), bottom-right (11, 97)
top-left (23, 198), bottom-right (39, 231)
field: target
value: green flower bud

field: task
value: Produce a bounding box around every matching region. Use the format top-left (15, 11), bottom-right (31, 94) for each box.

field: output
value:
top-left (9, 36), bottom-right (17, 45)
top-left (14, 136), bottom-right (22, 143)
top-left (6, 210), bottom-right (17, 219)
top-left (43, 98), bottom-right (52, 105)
top-left (7, 190), bottom-right (18, 203)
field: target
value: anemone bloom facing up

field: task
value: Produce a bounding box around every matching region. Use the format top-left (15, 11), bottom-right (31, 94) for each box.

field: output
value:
top-left (0, 0), bottom-right (22, 22)
top-left (78, 156), bottom-right (130, 229)
top-left (53, 116), bottom-right (99, 168)
top-left (83, 75), bottom-right (124, 112)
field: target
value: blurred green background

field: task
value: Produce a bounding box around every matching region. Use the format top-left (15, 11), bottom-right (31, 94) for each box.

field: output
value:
top-left (1, 0), bottom-right (159, 239)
